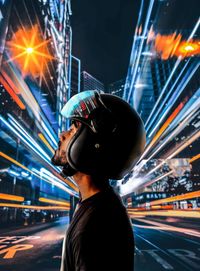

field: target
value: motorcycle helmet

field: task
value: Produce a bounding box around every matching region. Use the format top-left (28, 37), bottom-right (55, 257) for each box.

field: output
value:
top-left (60, 90), bottom-right (146, 179)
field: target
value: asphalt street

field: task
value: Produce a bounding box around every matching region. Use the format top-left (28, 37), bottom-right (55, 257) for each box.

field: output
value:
top-left (133, 216), bottom-right (200, 271)
top-left (0, 216), bottom-right (200, 271)
top-left (0, 217), bottom-right (69, 271)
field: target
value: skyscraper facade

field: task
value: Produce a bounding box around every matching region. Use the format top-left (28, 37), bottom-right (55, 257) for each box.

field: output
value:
top-left (81, 71), bottom-right (104, 92)
top-left (107, 78), bottom-right (125, 99)
top-left (70, 55), bottom-right (81, 97)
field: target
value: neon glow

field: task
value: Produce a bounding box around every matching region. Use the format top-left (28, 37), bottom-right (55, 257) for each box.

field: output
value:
top-left (0, 151), bottom-right (77, 194)
top-left (39, 197), bottom-right (70, 207)
top-left (0, 193), bottom-right (24, 202)
top-left (141, 102), bottom-right (184, 159)
top-left (0, 203), bottom-right (69, 211)
top-left (190, 153), bottom-right (200, 163)
top-left (0, 75), bottom-right (25, 110)
top-left (26, 47), bottom-right (34, 54)
top-left (128, 210), bottom-right (200, 219)
top-left (132, 218), bottom-right (200, 237)
top-left (38, 133), bottom-right (55, 154)
top-left (7, 25), bottom-right (54, 77)
top-left (145, 190), bottom-right (200, 207)
top-left (154, 33), bottom-right (200, 59)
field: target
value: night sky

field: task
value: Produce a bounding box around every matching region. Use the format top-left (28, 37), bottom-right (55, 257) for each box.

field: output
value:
top-left (71, 0), bottom-right (140, 85)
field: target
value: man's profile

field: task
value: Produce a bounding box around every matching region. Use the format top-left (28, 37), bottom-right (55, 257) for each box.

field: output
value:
top-left (51, 90), bottom-right (146, 271)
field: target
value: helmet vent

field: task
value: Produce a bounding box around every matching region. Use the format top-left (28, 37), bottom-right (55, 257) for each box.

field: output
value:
top-left (95, 143), bottom-right (100, 149)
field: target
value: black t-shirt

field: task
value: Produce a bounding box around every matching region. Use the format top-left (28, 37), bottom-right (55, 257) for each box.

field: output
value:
top-left (60, 186), bottom-right (134, 271)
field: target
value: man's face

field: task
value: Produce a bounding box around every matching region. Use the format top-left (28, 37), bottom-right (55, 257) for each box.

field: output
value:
top-left (51, 123), bottom-right (78, 166)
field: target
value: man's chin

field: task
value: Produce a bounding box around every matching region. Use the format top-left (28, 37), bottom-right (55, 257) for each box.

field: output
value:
top-left (51, 156), bottom-right (66, 166)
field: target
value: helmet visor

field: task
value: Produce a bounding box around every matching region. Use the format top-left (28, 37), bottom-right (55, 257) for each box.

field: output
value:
top-left (61, 90), bottom-right (105, 130)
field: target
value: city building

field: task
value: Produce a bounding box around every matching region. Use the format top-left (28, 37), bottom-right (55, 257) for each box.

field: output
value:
top-left (70, 55), bottom-right (81, 97)
top-left (107, 78), bottom-right (125, 98)
top-left (81, 71), bottom-right (105, 92)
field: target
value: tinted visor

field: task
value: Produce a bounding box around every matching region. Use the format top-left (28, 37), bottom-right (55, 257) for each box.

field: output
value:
top-left (61, 90), bottom-right (105, 131)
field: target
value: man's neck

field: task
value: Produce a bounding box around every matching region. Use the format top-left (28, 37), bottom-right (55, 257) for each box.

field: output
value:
top-left (73, 173), bottom-right (102, 201)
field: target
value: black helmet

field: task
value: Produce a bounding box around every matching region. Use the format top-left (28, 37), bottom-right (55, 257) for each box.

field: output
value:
top-left (61, 90), bottom-right (146, 179)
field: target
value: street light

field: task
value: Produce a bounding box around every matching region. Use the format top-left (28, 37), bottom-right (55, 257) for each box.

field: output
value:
top-left (7, 25), bottom-right (54, 77)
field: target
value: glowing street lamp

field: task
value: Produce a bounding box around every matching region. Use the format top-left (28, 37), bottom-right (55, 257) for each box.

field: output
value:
top-left (26, 47), bottom-right (34, 54)
top-left (7, 25), bottom-right (54, 77)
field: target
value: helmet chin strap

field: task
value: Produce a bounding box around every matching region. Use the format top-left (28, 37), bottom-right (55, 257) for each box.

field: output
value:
top-left (61, 162), bottom-right (77, 177)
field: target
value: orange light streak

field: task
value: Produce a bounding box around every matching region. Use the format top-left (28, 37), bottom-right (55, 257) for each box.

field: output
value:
top-left (128, 210), bottom-right (200, 219)
top-left (127, 205), bottom-right (174, 212)
top-left (0, 193), bottom-right (24, 202)
top-left (39, 197), bottom-right (70, 207)
top-left (189, 153), bottom-right (200, 163)
top-left (1, 70), bottom-right (20, 94)
top-left (177, 42), bottom-right (200, 56)
top-left (0, 75), bottom-right (25, 110)
top-left (0, 203), bottom-right (69, 211)
top-left (154, 32), bottom-right (200, 59)
top-left (0, 151), bottom-right (32, 173)
top-left (143, 190), bottom-right (200, 207)
top-left (38, 133), bottom-right (54, 154)
top-left (147, 102), bottom-right (184, 151)
top-left (0, 151), bottom-right (78, 193)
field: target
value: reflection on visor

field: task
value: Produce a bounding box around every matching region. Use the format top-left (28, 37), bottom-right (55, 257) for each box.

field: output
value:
top-left (61, 90), bottom-right (105, 128)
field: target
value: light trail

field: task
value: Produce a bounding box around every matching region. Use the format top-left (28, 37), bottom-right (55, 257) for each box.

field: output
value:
top-left (145, 59), bottom-right (190, 136)
top-left (154, 33), bottom-right (200, 59)
top-left (1, 115), bottom-right (54, 169)
top-left (38, 133), bottom-right (55, 154)
top-left (1, 70), bottom-right (20, 94)
top-left (136, 74), bottom-right (199, 172)
top-left (2, 59), bottom-right (58, 149)
top-left (137, 102), bottom-right (184, 163)
top-left (141, 170), bottom-right (173, 188)
top-left (0, 151), bottom-right (33, 174)
top-left (190, 153), bottom-right (200, 163)
top-left (0, 203), bottom-right (69, 211)
top-left (127, 0), bottom-right (155, 103)
top-left (31, 168), bottom-right (77, 194)
top-left (0, 193), bottom-right (24, 202)
top-left (167, 130), bottom-right (200, 159)
top-left (120, 170), bottom-right (173, 196)
top-left (123, 129), bottom-right (200, 194)
top-left (135, 92), bottom-right (200, 169)
top-left (160, 89), bottom-right (200, 138)
top-left (129, 210), bottom-right (200, 219)
top-left (123, 18), bottom-right (143, 101)
top-left (148, 61), bottom-right (199, 138)
top-left (0, 75), bottom-right (25, 110)
top-left (39, 197), bottom-right (70, 207)
top-left (8, 115), bottom-right (51, 161)
top-left (146, 125), bottom-right (197, 176)
top-left (6, 115), bottom-right (69, 191)
top-left (144, 17), bottom-right (200, 129)
top-left (140, 190), bottom-right (200, 207)
top-left (132, 218), bottom-right (200, 237)
top-left (0, 151), bottom-right (77, 194)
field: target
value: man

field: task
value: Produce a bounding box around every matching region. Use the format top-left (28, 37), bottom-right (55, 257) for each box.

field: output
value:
top-left (51, 90), bottom-right (146, 271)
